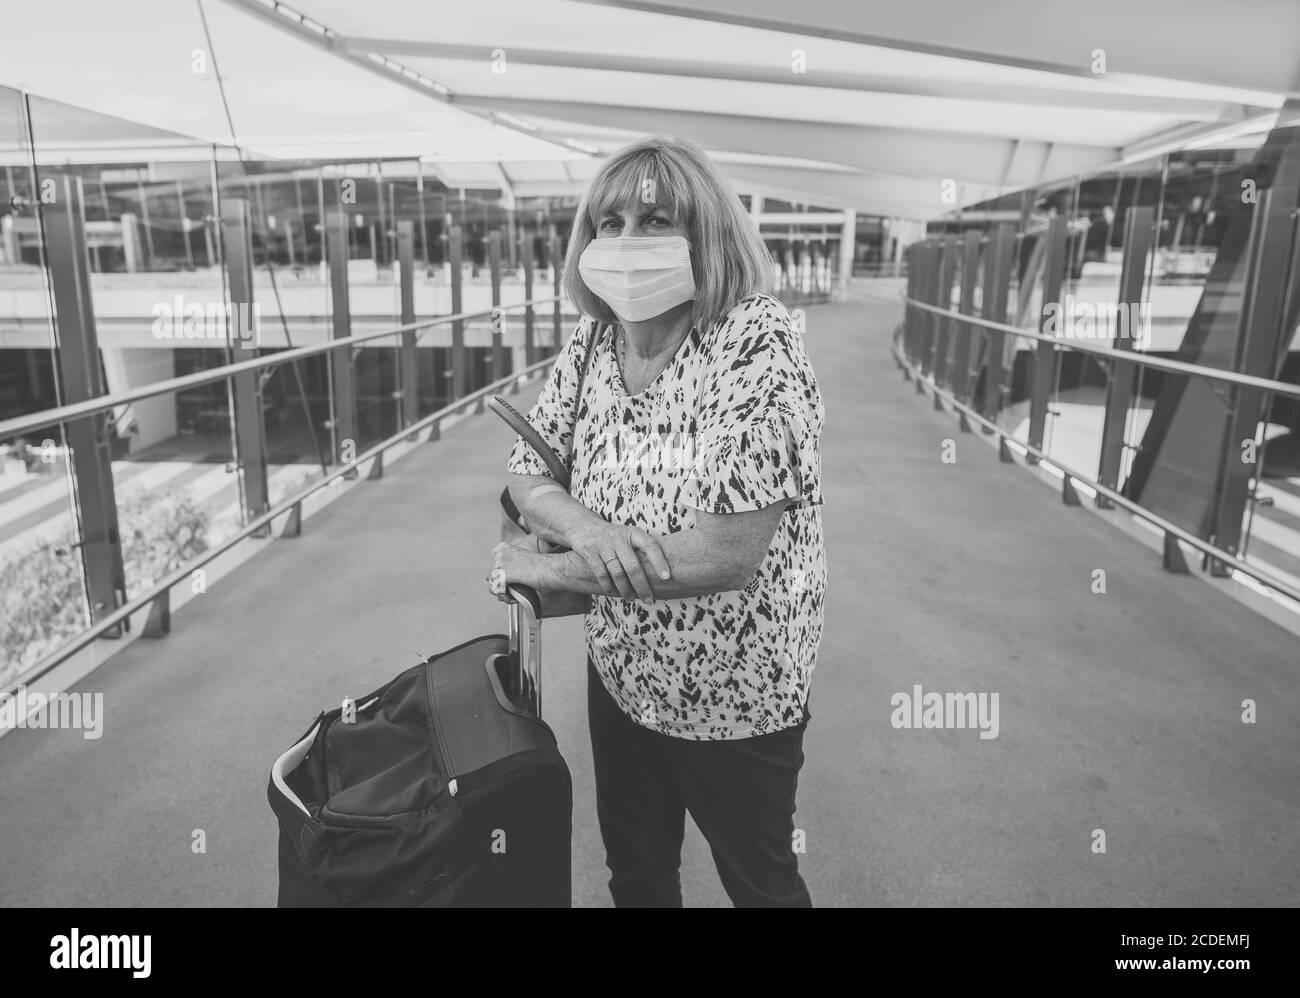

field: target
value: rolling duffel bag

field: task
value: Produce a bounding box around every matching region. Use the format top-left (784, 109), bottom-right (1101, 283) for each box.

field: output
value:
top-left (267, 584), bottom-right (571, 907)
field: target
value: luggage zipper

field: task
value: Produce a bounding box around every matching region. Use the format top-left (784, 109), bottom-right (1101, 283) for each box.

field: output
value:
top-left (425, 660), bottom-right (461, 802)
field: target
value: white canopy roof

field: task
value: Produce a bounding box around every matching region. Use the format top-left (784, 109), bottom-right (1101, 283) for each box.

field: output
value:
top-left (2, 0), bottom-right (1295, 218)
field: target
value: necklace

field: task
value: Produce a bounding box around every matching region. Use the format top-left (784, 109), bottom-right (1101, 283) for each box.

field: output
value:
top-left (616, 321), bottom-right (694, 397)
top-left (615, 326), bottom-right (642, 392)
top-left (617, 326), bottom-right (655, 395)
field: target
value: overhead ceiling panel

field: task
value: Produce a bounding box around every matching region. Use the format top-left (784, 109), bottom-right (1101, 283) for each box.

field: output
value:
top-left (2, 0), bottom-right (1293, 219)
top-left (403, 60), bottom-right (1182, 146)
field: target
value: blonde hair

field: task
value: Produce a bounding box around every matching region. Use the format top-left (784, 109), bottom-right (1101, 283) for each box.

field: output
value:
top-left (563, 135), bottom-right (773, 333)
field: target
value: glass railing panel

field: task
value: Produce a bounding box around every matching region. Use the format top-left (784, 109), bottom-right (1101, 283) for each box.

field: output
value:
top-left (0, 423), bottom-right (88, 685)
top-left (998, 178), bottom-right (1079, 441)
top-left (0, 85), bottom-right (88, 683)
top-left (1241, 381), bottom-right (1300, 594)
top-left (222, 159), bottom-right (338, 507)
top-left (1126, 141), bottom-right (1290, 538)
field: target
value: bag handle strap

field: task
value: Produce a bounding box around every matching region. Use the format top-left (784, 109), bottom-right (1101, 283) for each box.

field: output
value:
top-left (573, 318), bottom-right (604, 417)
top-left (566, 318), bottom-right (607, 478)
top-left (493, 318), bottom-right (607, 527)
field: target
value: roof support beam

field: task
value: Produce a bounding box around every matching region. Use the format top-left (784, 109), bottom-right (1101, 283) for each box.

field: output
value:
top-left (709, 161), bottom-right (979, 218)
top-left (579, 0), bottom-right (1300, 95)
top-left (455, 94), bottom-right (1116, 188)
top-left (335, 37), bottom-right (1266, 118)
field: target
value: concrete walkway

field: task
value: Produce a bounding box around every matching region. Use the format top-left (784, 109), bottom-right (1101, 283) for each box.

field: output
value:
top-left (2, 291), bottom-right (1297, 906)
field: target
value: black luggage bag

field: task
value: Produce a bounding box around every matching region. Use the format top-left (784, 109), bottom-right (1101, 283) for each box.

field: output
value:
top-left (267, 585), bottom-right (571, 907)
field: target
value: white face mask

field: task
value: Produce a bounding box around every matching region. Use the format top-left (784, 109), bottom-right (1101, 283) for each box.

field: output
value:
top-left (578, 235), bottom-right (697, 323)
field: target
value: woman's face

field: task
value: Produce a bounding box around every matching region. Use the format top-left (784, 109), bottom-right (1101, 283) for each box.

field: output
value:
top-left (595, 197), bottom-right (687, 241)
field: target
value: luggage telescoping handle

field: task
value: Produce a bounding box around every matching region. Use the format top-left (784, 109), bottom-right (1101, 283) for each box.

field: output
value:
top-left (506, 584), bottom-right (543, 716)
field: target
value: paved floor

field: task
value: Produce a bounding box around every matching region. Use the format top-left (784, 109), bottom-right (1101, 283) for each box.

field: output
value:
top-left (2, 289), bottom-right (1297, 906)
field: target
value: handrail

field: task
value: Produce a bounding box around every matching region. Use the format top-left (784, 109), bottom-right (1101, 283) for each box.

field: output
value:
top-left (8, 351), bottom-right (564, 691)
top-left (0, 296), bottom-right (563, 440)
top-left (902, 293), bottom-right (1300, 403)
top-left (891, 332), bottom-right (1300, 609)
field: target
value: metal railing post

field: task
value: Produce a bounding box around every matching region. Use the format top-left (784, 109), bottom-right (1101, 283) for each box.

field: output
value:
top-left (1097, 206), bottom-right (1154, 506)
top-left (978, 225), bottom-right (1015, 420)
top-left (1027, 216), bottom-right (1069, 465)
top-left (220, 198), bottom-right (270, 530)
top-left (550, 233), bottom-right (563, 354)
top-left (44, 173), bottom-right (127, 637)
top-left (901, 244), bottom-right (913, 357)
top-left (522, 233), bottom-right (536, 366)
top-left (910, 242), bottom-right (927, 367)
top-left (397, 219), bottom-right (418, 431)
top-left (921, 241), bottom-right (945, 376)
top-left (449, 224), bottom-right (466, 400)
top-left (952, 231), bottom-right (982, 403)
top-left (930, 237), bottom-right (958, 388)
top-left (326, 210), bottom-right (359, 474)
top-left (904, 243), bottom-right (920, 362)
top-left (489, 229), bottom-right (505, 382)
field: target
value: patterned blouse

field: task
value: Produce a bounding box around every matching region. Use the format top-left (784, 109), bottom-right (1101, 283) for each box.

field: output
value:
top-left (506, 292), bottom-right (826, 740)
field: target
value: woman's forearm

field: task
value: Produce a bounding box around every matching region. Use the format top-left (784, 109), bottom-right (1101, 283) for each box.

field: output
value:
top-left (499, 485), bottom-right (787, 603)
top-left (520, 527), bottom-right (755, 601)
top-left (508, 474), bottom-right (606, 548)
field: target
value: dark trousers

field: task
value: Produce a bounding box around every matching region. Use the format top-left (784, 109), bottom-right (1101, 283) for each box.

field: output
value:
top-left (586, 660), bottom-right (812, 908)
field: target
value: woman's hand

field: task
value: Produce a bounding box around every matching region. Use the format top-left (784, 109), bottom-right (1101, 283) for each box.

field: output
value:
top-left (565, 520), bottom-right (670, 603)
top-left (487, 524), bottom-right (671, 604)
top-left (486, 541), bottom-right (532, 602)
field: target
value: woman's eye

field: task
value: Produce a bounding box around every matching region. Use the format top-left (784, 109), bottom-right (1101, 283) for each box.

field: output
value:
top-left (600, 218), bottom-right (622, 232)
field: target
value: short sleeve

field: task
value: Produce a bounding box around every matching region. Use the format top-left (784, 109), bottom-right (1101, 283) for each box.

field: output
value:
top-left (690, 295), bottom-right (824, 514)
top-left (506, 317), bottom-right (597, 478)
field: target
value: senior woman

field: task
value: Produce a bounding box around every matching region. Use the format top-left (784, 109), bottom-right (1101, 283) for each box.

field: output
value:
top-left (488, 135), bottom-right (826, 908)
